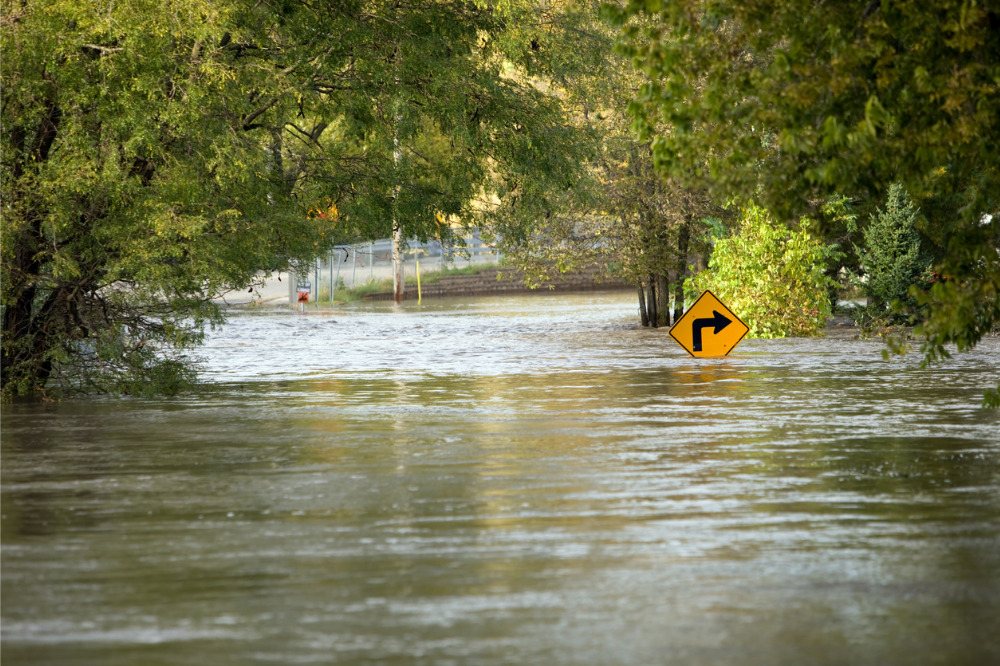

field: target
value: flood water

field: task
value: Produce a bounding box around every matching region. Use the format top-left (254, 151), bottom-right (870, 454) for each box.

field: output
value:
top-left (3, 292), bottom-right (999, 665)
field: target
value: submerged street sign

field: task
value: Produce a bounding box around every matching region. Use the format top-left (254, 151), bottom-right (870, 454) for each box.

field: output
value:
top-left (669, 290), bottom-right (749, 357)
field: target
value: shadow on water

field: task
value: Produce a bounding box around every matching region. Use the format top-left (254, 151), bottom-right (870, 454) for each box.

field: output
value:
top-left (3, 293), bottom-right (999, 665)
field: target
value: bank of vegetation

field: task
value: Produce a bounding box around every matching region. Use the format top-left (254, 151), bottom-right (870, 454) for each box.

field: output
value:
top-left (3, 0), bottom-right (998, 404)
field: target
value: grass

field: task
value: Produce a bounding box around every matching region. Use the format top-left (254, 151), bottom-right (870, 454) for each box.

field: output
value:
top-left (312, 262), bottom-right (503, 303)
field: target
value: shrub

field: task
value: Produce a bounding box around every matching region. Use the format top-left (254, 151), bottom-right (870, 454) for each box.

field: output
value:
top-left (689, 203), bottom-right (838, 338)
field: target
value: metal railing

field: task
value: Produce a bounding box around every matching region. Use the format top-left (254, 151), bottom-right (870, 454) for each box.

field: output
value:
top-left (292, 233), bottom-right (501, 303)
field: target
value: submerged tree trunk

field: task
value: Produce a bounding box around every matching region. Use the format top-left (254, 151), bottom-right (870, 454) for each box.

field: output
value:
top-left (673, 277), bottom-right (686, 323)
top-left (637, 284), bottom-right (649, 327)
top-left (656, 273), bottom-right (670, 327)
top-left (646, 274), bottom-right (658, 328)
top-left (674, 217), bottom-right (692, 322)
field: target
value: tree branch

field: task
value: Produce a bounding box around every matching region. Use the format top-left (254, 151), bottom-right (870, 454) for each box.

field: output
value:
top-left (82, 43), bottom-right (124, 55)
top-left (242, 96), bottom-right (279, 130)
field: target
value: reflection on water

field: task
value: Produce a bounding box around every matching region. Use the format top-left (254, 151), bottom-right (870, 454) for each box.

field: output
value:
top-left (3, 293), bottom-right (999, 665)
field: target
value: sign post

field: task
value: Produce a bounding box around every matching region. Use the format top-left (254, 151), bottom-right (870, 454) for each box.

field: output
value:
top-left (296, 282), bottom-right (311, 313)
top-left (669, 290), bottom-right (749, 357)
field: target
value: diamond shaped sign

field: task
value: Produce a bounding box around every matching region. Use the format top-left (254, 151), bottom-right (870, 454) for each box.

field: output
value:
top-left (669, 290), bottom-right (749, 357)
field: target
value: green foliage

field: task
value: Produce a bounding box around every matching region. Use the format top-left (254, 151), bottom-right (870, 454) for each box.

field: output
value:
top-left (690, 204), bottom-right (838, 338)
top-left (283, 0), bottom-right (594, 249)
top-left (2, 0), bottom-right (602, 398)
top-left (609, 0), bottom-right (1000, 225)
top-left (1, 0), bottom-right (330, 398)
top-left (490, 6), bottom-right (715, 327)
top-left (856, 183), bottom-right (932, 316)
top-left (984, 387), bottom-right (1000, 410)
top-left (611, 0), bottom-right (1000, 403)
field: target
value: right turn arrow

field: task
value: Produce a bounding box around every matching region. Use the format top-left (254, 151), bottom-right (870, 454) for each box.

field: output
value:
top-left (692, 310), bottom-right (732, 352)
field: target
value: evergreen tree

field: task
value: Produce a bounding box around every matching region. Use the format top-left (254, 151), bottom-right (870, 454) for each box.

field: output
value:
top-left (857, 184), bottom-right (932, 316)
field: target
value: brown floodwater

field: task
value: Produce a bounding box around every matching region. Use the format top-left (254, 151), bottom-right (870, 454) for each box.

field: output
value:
top-left (2, 292), bottom-right (999, 665)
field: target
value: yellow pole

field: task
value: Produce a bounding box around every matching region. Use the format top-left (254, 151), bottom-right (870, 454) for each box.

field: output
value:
top-left (416, 256), bottom-right (422, 304)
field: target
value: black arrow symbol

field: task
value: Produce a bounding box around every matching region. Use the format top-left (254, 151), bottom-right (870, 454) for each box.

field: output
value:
top-left (692, 310), bottom-right (732, 352)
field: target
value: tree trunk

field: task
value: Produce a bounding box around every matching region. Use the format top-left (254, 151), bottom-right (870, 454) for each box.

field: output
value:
top-left (637, 284), bottom-right (649, 327)
top-left (392, 39), bottom-right (405, 304)
top-left (2, 220), bottom-right (50, 397)
top-left (656, 273), bottom-right (670, 327)
top-left (2, 280), bottom-right (60, 397)
top-left (674, 217), bottom-right (692, 322)
top-left (2, 99), bottom-right (62, 397)
top-left (673, 278), bottom-right (685, 322)
top-left (646, 274), bottom-right (658, 328)
top-left (392, 222), bottom-right (405, 304)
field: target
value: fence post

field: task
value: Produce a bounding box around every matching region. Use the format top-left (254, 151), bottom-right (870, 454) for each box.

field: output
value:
top-left (334, 250), bottom-right (343, 301)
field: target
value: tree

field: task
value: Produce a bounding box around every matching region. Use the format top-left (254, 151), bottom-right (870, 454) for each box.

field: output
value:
top-left (488, 4), bottom-right (718, 328)
top-left (1, 0), bottom-right (330, 398)
top-left (1, 0), bottom-right (607, 398)
top-left (607, 0), bottom-right (1000, 404)
top-left (857, 183), bottom-right (932, 316)
top-left (281, 1), bottom-right (594, 303)
top-left (496, 112), bottom-right (710, 329)
top-left (690, 204), bottom-right (838, 338)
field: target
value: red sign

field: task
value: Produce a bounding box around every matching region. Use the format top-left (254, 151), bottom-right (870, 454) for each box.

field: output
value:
top-left (297, 291), bottom-right (309, 303)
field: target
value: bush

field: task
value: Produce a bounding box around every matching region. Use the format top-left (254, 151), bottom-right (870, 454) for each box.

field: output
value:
top-left (690, 203), bottom-right (838, 338)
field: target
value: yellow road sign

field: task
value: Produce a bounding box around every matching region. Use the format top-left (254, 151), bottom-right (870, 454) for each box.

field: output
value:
top-left (669, 290), bottom-right (749, 357)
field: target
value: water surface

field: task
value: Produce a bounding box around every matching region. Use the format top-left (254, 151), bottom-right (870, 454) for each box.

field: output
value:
top-left (3, 293), bottom-right (999, 665)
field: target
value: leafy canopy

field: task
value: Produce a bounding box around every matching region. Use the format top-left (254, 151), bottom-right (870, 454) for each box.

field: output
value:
top-left (1, 0), bottom-right (332, 397)
top-left (607, 0), bottom-right (1000, 403)
top-left (1, 0), bottom-right (609, 398)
